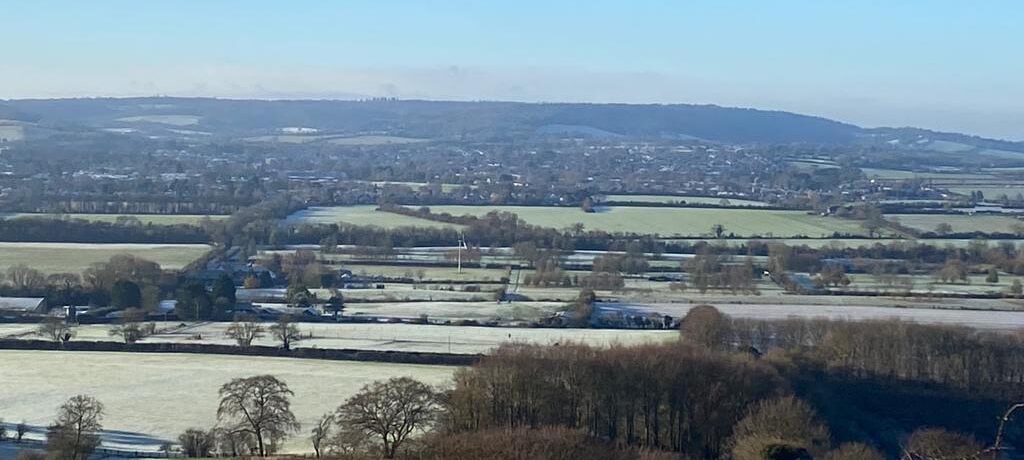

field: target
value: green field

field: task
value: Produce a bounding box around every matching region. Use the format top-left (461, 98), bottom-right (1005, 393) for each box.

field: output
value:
top-left (861, 168), bottom-right (996, 181)
top-left (604, 195), bottom-right (769, 207)
top-left (245, 134), bottom-right (428, 145)
top-left (421, 205), bottom-right (869, 237)
top-left (3, 213), bottom-right (228, 226)
top-left (285, 205), bottom-right (463, 229)
top-left (328, 135), bottom-right (427, 145)
top-left (887, 214), bottom-right (1024, 234)
top-left (666, 237), bottom-right (1024, 250)
top-left (0, 124), bottom-right (25, 141)
top-left (288, 205), bottom-right (866, 237)
top-left (946, 185), bottom-right (1024, 199)
top-left (116, 115), bottom-right (201, 126)
top-left (0, 242), bottom-right (212, 273)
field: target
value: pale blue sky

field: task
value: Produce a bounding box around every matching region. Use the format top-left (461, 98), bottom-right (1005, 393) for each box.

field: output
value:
top-left (3, 1), bottom-right (1022, 139)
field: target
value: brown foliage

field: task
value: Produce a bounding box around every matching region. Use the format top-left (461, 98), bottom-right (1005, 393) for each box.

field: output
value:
top-left (902, 428), bottom-right (982, 460)
top-left (825, 442), bottom-right (885, 460)
top-left (420, 426), bottom-right (677, 460)
top-left (729, 396), bottom-right (830, 460)
top-left (443, 341), bottom-right (783, 458)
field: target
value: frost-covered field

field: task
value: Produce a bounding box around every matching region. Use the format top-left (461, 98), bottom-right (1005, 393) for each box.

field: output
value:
top-left (0, 322), bottom-right (678, 354)
top-left (617, 302), bottom-right (1024, 331)
top-left (0, 242), bottom-right (212, 273)
top-left (0, 351), bottom-right (456, 453)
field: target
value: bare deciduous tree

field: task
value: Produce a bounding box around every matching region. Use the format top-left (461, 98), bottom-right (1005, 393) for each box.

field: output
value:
top-left (269, 315), bottom-right (302, 350)
top-left (225, 314), bottom-right (264, 347)
top-left (37, 317), bottom-right (74, 344)
top-left (217, 375), bottom-right (300, 457)
top-left (108, 308), bottom-right (155, 344)
top-left (336, 377), bottom-right (439, 459)
top-left (46, 395), bottom-right (104, 460)
top-left (310, 413), bottom-right (334, 458)
top-left (178, 428), bottom-right (215, 457)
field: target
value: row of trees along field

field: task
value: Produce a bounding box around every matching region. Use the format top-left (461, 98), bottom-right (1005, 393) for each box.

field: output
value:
top-left (8, 306), bottom-right (1021, 460)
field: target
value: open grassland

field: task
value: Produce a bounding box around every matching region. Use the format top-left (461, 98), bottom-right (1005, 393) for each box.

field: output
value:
top-left (618, 302), bottom-right (1024, 330)
top-left (887, 214), bottom-right (1024, 234)
top-left (245, 134), bottom-right (428, 145)
top-left (3, 213), bottom-right (227, 226)
top-left (843, 273), bottom-right (1021, 296)
top-left (603, 194), bottom-right (769, 206)
top-left (861, 168), bottom-right (997, 181)
top-left (0, 124), bottom-right (25, 141)
top-left (664, 238), bottom-right (1024, 249)
top-left (0, 322), bottom-right (678, 354)
top-left (287, 205), bottom-right (868, 237)
top-left (342, 263), bottom-right (514, 281)
top-left (422, 205), bottom-right (869, 237)
top-left (285, 205), bottom-right (462, 229)
top-left (946, 185), bottom-right (1024, 198)
top-left (0, 351), bottom-right (455, 452)
top-left (328, 135), bottom-right (427, 145)
top-left (115, 115), bottom-right (201, 126)
top-left (0, 242), bottom-right (211, 273)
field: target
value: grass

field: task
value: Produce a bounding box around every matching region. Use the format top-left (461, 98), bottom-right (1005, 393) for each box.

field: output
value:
top-left (3, 213), bottom-right (228, 226)
top-left (0, 242), bottom-right (212, 273)
top-left (421, 205), bottom-right (869, 237)
top-left (946, 185), bottom-right (1024, 199)
top-left (861, 168), bottom-right (996, 181)
top-left (342, 263), bottom-right (514, 281)
top-left (0, 124), bottom-right (25, 141)
top-left (0, 351), bottom-right (456, 452)
top-left (287, 205), bottom-right (871, 237)
top-left (115, 115), bottom-right (201, 126)
top-left (664, 238), bottom-right (1024, 249)
top-left (328, 135), bottom-right (427, 145)
top-left (603, 195), bottom-right (769, 207)
top-left (887, 214), bottom-right (1024, 234)
top-left (245, 134), bottom-right (428, 145)
top-left (285, 205), bottom-right (463, 230)
top-left (844, 273), bottom-right (1020, 296)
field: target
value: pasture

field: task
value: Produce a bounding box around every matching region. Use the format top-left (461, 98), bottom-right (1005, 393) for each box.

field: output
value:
top-left (0, 351), bottom-right (456, 452)
top-left (3, 213), bottom-right (227, 226)
top-left (0, 242), bottom-right (212, 273)
top-left (664, 237), bottom-right (1024, 250)
top-left (946, 185), bottom-right (1024, 199)
top-left (244, 134), bottom-right (428, 145)
top-left (603, 194), bottom-right (769, 206)
top-left (0, 321), bottom-right (678, 354)
top-left (887, 214), bottom-right (1024, 234)
top-left (286, 205), bottom-right (870, 237)
top-left (284, 205), bottom-right (462, 229)
top-left (421, 205), bottom-right (868, 237)
top-left (0, 124), bottom-right (25, 141)
top-left (115, 115), bottom-right (201, 126)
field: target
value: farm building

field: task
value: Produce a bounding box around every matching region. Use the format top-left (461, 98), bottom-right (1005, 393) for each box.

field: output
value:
top-left (0, 297), bottom-right (48, 315)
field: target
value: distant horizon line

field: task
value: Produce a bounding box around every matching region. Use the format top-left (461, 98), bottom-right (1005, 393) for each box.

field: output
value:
top-left (3, 94), bottom-right (1019, 143)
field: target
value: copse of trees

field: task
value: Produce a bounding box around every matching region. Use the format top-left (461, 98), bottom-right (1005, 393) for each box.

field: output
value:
top-left (0, 217), bottom-right (207, 244)
top-left (444, 342), bottom-right (784, 458)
